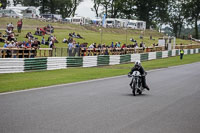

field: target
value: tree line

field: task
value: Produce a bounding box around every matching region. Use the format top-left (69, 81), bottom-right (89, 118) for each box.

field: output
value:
top-left (0, 0), bottom-right (199, 38)
top-left (92, 0), bottom-right (200, 39)
top-left (0, 0), bottom-right (83, 18)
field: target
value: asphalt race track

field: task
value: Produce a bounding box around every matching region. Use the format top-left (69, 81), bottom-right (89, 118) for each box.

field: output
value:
top-left (0, 62), bottom-right (200, 133)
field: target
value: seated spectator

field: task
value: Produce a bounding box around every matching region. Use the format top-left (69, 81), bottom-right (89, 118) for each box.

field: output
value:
top-left (77, 33), bottom-right (84, 39)
top-left (110, 42), bottom-right (114, 48)
top-left (68, 37), bottom-right (73, 43)
top-left (6, 28), bottom-right (12, 36)
top-left (53, 35), bottom-right (59, 43)
top-left (63, 38), bottom-right (68, 43)
top-left (97, 44), bottom-right (102, 48)
top-left (69, 33), bottom-right (73, 37)
top-left (121, 44), bottom-right (127, 48)
top-left (31, 40), bottom-right (40, 48)
top-left (46, 24), bottom-right (54, 33)
top-left (93, 43), bottom-right (97, 48)
top-left (88, 43), bottom-right (94, 48)
top-left (34, 27), bottom-right (42, 36)
top-left (41, 36), bottom-right (45, 44)
top-left (7, 40), bottom-right (16, 48)
top-left (3, 41), bottom-right (9, 48)
top-left (7, 33), bottom-right (16, 41)
top-left (25, 32), bottom-right (34, 39)
top-left (130, 38), bottom-right (137, 42)
top-left (26, 41), bottom-right (32, 48)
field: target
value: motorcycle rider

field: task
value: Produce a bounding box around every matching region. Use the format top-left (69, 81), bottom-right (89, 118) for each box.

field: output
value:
top-left (128, 61), bottom-right (150, 90)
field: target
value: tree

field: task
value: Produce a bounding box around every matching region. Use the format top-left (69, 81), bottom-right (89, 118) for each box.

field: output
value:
top-left (167, 0), bottom-right (185, 38)
top-left (100, 0), bottom-right (111, 18)
top-left (14, 0), bottom-right (83, 18)
top-left (92, 0), bottom-right (101, 17)
top-left (0, 0), bottom-right (7, 9)
top-left (134, 0), bottom-right (169, 28)
top-left (118, 0), bottom-right (135, 19)
top-left (182, 0), bottom-right (200, 39)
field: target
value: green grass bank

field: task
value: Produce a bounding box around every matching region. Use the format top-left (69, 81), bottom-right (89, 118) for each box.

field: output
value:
top-left (0, 18), bottom-right (194, 48)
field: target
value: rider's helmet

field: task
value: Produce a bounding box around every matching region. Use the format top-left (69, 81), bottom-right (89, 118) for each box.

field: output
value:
top-left (134, 60), bottom-right (141, 68)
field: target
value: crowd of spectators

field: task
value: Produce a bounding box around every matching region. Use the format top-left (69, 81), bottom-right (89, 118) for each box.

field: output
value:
top-left (1, 21), bottom-right (164, 58)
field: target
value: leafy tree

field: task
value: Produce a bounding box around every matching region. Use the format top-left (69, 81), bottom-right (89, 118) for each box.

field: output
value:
top-left (13, 0), bottom-right (83, 18)
top-left (167, 0), bottom-right (185, 37)
top-left (182, 0), bottom-right (200, 39)
top-left (134, 0), bottom-right (169, 29)
top-left (92, 0), bottom-right (101, 17)
top-left (0, 0), bottom-right (7, 9)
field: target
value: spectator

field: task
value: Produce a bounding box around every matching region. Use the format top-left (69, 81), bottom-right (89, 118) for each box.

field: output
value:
top-left (75, 42), bottom-right (80, 56)
top-left (63, 38), bottom-right (68, 43)
top-left (110, 42), bottom-right (114, 48)
top-left (68, 41), bottom-right (74, 56)
top-left (41, 36), bottom-right (45, 44)
top-left (17, 19), bottom-right (23, 33)
top-left (130, 38), bottom-right (136, 42)
top-left (88, 43), bottom-right (94, 48)
top-left (26, 41), bottom-right (32, 48)
top-left (7, 40), bottom-right (16, 48)
top-left (3, 41), bottom-right (9, 48)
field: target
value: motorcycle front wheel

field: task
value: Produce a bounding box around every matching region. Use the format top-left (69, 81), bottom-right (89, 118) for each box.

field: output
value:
top-left (132, 82), bottom-right (137, 96)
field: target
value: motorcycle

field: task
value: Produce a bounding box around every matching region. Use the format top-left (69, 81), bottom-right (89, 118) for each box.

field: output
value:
top-left (128, 71), bottom-right (146, 96)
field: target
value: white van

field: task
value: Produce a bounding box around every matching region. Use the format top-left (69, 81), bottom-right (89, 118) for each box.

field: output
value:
top-left (0, 9), bottom-right (23, 18)
top-left (127, 20), bottom-right (137, 29)
top-left (127, 20), bottom-right (146, 30)
top-left (105, 18), bottom-right (115, 27)
top-left (71, 16), bottom-right (85, 25)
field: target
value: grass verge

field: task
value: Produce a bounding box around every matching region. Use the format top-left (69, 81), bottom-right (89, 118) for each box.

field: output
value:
top-left (0, 53), bottom-right (200, 93)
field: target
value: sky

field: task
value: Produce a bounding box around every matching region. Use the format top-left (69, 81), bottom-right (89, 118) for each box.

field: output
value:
top-left (75, 0), bottom-right (97, 19)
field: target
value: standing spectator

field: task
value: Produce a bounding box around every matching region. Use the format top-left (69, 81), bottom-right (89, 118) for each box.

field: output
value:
top-left (75, 42), bottom-right (80, 56)
top-left (17, 19), bottom-right (23, 33)
top-left (68, 42), bottom-right (73, 56)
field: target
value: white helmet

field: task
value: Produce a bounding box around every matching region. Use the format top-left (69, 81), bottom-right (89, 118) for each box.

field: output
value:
top-left (135, 60), bottom-right (141, 67)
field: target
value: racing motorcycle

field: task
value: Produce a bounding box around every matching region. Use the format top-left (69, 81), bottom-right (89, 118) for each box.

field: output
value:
top-left (128, 71), bottom-right (145, 96)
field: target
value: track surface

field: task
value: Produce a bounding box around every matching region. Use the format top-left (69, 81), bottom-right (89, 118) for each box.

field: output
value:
top-left (0, 62), bottom-right (200, 133)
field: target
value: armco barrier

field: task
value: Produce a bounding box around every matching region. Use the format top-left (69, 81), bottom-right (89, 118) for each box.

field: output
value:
top-left (0, 58), bottom-right (24, 73)
top-left (131, 54), bottom-right (140, 62)
top-left (83, 56), bottom-right (97, 67)
top-left (24, 58), bottom-right (47, 71)
top-left (140, 53), bottom-right (148, 61)
top-left (120, 54), bottom-right (131, 64)
top-left (156, 52), bottom-right (162, 59)
top-left (148, 52), bottom-right (156, 60)
top-left (0, 49), bottom-right (199, 74)
top-left (47, 57), bottom-right (66, 70)
top-left (66, 57), bottom-right (83, 67)
top-left (162, 51), bottom-right (168, 58)
top-left (97, 55), bottom-right (110, 66)
top-left (187, 49), bottom-right (191, 54)
top-left (168, 50), bottom-right (172, 57)
top-left (172, 50), bottom-right (176, 56)
top-left (109, 55), bottom-right (120, 65)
